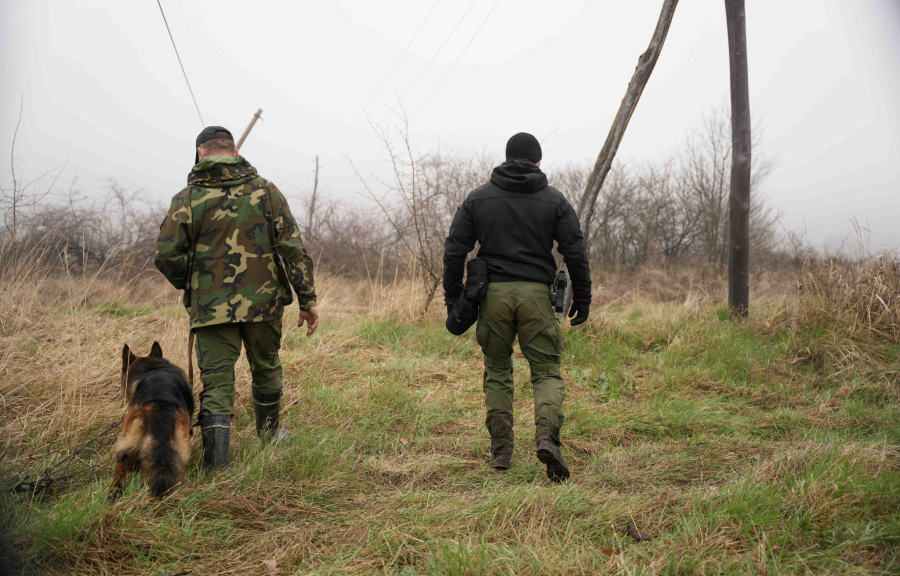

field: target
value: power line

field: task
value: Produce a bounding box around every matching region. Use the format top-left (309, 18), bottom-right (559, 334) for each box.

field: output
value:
top-left (399, 0), bottom-right (479, 102)
top-left (343, 0), bottom-right (501, 176)
top-left (321, 0), bottom-right (444, 156)
top-left (155, 0), bottom-right (204, 127)
top-left (358, 0), bottom-right (444, 118)
top-left (333, 0), bottom-right (482, 158)
top-left (413, 0), bottom-right (502, 121)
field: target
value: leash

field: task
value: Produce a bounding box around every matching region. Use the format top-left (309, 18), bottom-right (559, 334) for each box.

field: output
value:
top-left (188, 329), bottom-right (202, 437)
top-left (188, 330), bottom-right (195, 389)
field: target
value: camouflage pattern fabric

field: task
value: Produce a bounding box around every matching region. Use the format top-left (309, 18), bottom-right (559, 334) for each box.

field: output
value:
top-left (156, 155), bottom-right (316, 329)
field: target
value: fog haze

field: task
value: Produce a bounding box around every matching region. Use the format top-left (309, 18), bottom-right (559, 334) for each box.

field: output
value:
top-left (2, 0), bottom-right (898, 250)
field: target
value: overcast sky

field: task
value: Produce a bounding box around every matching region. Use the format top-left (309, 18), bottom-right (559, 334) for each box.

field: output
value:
top-left (2, 0), bottom-right (898, 250)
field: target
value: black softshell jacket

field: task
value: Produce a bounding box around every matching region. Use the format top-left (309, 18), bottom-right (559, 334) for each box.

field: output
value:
top-left (443, 160), bottom-right (591, 305)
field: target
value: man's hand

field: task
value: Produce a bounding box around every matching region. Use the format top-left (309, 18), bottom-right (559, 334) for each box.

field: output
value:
top-left (298, 306), bottom-right (319, 336)
top-left (568, 301), bottom-right (590, 327)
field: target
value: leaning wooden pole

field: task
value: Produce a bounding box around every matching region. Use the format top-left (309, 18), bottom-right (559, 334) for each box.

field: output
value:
top-left (236, 108), bottom-right (263, 150)
top-left (577, 0), bottom-right (679, 238)
top-left (565, 0), bottom-right (678, 313)
top-left (725, 0), bottom-right (751, 316)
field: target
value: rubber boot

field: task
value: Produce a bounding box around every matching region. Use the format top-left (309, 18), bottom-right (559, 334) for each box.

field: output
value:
top-left (253, 389), bottom-right (291, 442)
top-left (200, 414), bottom-right (231, 473)
top-left (536, 438), bottom-right (570, 482)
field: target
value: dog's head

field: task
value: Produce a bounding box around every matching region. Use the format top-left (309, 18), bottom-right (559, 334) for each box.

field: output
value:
top-left (121, 341), bottom-right (164, 402)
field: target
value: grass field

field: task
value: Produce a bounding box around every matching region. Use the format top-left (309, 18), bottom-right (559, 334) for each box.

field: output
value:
top-left (1, 261), bottom-right (899, 575)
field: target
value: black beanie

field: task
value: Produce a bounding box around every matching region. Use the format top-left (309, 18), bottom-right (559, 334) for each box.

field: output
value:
top-left (195, 126), bottom-right (234, 164)
top-left (505, 132), bottom-right (542, 164)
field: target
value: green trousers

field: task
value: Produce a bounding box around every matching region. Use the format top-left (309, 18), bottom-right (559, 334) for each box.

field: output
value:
top-left (194, 319), bottom-right (283, 418)
top-left (476, 282), bottom-right (566, 454)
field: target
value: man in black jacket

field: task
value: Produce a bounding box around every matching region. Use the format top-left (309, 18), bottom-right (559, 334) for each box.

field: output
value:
top-left (444, 132), bottom-right (591, 482)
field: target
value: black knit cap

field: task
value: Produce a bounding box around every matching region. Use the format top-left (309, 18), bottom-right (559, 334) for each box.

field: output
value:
top-left (195, 126), bottom-right (234, 164)
top-left (505, 132), bottom-right (542, 164)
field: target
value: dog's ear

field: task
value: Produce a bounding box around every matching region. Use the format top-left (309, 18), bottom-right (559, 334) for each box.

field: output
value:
top-left (122, 344), bottom-right (137, 371)
top-left (121, 344), bottom-right (137, 402)
top-left (149, 341), bottom-right (163, 358)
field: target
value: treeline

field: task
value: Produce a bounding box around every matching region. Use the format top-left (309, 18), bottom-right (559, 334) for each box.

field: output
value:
top-left (1, 108), bottom-right (810, 291)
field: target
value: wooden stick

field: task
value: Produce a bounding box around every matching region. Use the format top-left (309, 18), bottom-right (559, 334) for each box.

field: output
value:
top-left (236, 108), bottom-right (263, 150)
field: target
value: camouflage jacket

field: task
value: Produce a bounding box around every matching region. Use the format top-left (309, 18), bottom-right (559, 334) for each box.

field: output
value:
top-left (155, 156), bottom-right (316, 329)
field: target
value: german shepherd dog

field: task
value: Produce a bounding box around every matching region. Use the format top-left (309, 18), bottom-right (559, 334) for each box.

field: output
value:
top-left (110, 342), bottom-right (194, 500)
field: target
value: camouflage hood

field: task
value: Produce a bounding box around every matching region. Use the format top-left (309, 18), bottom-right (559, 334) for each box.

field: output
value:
top-left (187, 155), bottom-right (257, 188)
top-left (155, 156), bottom-right (316, 329)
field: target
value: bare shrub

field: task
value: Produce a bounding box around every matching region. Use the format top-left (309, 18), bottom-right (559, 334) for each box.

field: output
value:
top-left (20, 179), bottom-right (164, 271)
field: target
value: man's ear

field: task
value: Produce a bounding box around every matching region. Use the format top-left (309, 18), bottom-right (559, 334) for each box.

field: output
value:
top-left (122, 344), bottom-right (137, 371)
top-left (233, 148), bottom-right (239, 157)
top-left (149, 341), bottom-right (163, 358)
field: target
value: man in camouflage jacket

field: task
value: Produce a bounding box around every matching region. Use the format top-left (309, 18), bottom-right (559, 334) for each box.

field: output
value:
top-left (155, 126), bottom-right (318, 471)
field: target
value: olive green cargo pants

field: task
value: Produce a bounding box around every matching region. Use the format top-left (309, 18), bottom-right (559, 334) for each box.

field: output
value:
top-left (194, 319), bottom-right (283, 418)
top-left (476, 282), bottom-right (565, 455)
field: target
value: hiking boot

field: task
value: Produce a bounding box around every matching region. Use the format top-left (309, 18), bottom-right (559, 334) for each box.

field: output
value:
top-left (536, 439), bottom-right (570, 482)
top-left (253, 389), bottom-right (290, 442)
top-left (200, 414), bottom-right (231, 473)
top-left (484, 452), bottom-right (511, 471)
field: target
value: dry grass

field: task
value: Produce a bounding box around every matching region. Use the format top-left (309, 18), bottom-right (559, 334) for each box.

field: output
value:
top-left (1, 246), bottom-right (898, 575)
top-left (795, 250), bottom-right (900, 343)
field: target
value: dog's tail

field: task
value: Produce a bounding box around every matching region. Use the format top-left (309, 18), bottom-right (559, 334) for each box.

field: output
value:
top-left (146, 404), bottom-right (185, 497)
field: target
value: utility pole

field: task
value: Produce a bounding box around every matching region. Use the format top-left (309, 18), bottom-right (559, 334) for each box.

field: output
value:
top-left (725, 0), bottom-right (751, 316)
top-left (236, 108), bottom-right (263, 150)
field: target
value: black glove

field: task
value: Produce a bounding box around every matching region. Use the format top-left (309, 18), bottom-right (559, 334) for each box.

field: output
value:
top-left (568, 300), bottom-right (590, 326)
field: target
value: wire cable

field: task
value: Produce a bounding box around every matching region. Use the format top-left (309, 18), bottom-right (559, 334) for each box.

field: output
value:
top-left (321, 0), bottom-right (444, 156)
top-left (334, 0), bottom-right (482, 157)
top-left (413, 0), bottom-right (501, 121)
top-left (400, 0), bottom-right (479, 102)
top-left (155, 0), bottom-right (204, 127)
top-left (359, 0), bottom-right (443, 118)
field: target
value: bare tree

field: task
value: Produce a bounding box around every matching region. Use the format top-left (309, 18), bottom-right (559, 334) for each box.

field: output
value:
top-left (352, 109), bottom-right (445, 311)
top-left (681, 106), bottom-right (774, 265)
top-left (638, 161), bottom-right (699, 263)
top-left (1, 100), bottom-right (66, 241)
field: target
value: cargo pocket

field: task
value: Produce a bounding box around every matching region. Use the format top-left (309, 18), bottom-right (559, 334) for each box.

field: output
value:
top-left (520, 317), bottom-right (562, 366)
top-left (477, 317), bottom-right (513, 359)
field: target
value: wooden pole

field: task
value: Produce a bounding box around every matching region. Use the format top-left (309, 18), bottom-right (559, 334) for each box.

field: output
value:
top-left (577, 0), bottom-right (679, 238)
top-left (565, 0), bottom-right (679, 313)
top-left (236, 108), bottom-right (263, 150)
top-left (307, 156), bottom-right (319, 238)
top-left (725, 0), bottom-right (751, 316)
